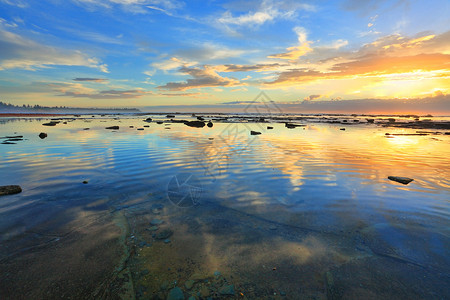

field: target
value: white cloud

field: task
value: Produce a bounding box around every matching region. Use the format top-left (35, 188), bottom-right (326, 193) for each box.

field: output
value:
top-left (0, 28), bottom-right (109, 72)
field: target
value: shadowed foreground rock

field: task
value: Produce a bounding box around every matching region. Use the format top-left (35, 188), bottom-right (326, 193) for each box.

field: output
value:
top-left (0, 185), bottom-right (22, 196)
top-left (105, 126), bottom-right (119, 130)
top-left (39, 132), bottom-right (47, 139)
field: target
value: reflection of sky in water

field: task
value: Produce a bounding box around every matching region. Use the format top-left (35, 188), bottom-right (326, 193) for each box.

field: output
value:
top-left (0, 117), bottom-right (449, 268)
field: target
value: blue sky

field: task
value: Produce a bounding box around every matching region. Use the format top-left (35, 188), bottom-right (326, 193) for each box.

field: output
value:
top-left (0, 0), bottom-right (449, 111)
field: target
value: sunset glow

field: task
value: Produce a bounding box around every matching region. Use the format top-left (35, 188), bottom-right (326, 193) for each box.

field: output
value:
top-left (0, 0), bottom-right (449, 112)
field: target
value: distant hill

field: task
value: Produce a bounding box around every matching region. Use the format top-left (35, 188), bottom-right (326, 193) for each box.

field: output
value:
top-left (0, 101), bottom-right (140, 113)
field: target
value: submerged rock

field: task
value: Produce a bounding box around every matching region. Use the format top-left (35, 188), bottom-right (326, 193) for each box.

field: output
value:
top-left (42, 122), bottom-right (58, 126)
top-left (0, 185), bottom-right (22, 196)
top-left (167, 287), bottom-right (184, 300)
top-left (388, 176), bottom-right (414, 185)
top-left (106, 126), bottom-right (119, 130)
top-left (39, 132), bottom-right (47, 139)
top-left (155, 229), bottom-right (173, 240)
top-left (267, 126), bottom-right (273, 129)
top-left (250, 131), bottom-right (261, 135)
top-left (150, 219), bottom-right (164, 225)
top-left (219, 285), bottom-right (235, 295)
top-left (184, 280), bottom-right (194, 290)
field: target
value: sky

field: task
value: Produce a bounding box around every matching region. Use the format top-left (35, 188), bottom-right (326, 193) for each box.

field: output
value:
top-left (0, 0), bottom-right (449, 113)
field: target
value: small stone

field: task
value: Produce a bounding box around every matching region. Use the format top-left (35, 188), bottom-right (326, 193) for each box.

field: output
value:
top-left (213, 271), bottom-right (221, 277)
top-left (38, 132), bottom-right (47, 139)
top-left (105, 126), bottom-right (119, 130)
top-left (0, 185), bottom-right (22, 196)
top-left (82, 181), bottom-right (88, 184)
top-left (156, 229), bottom-right (173, 239)
top-left (340, 128), bottom-right (346, 131)
top-left (267, 126), bottom-right (273, 129)
top-left (150, 219), bottom-right (164, 225)
top-left (280, 291), bottom-right (286, 296)
top-left (250, 131), bottom-right (261, 135)
top-left (137, 128), bottom-right (144, 130)
top-left (388, 176), bottom-right (414, 185)
top-left (185, 280), bottom-right (195, 290)
top-left (269, 225), bottom-right (278, 230)
top-left (167, 287), bottom-right (184, 300)
top-left (199, 287), bottom-right (210, 298)
top-left (219, 285), bottom-right (235, 296)
top-left (148, 226), bottom-right (159, 231)
top-left (164, 239), bottom-right (171, 244)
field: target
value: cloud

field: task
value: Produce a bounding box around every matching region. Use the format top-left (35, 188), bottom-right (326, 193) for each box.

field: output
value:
top-left (73, 0), bottom-right (184, 14)
top-left (157, 65), bottom-right (241, 91)
top-left (159, 92), bottom-right (202, 97)
top-left (174, 43), bottom-right (248, 62)
top-left (303, 94), bottom-right (321, 101)
top-left (73, 78), bottom-right (108, 82)
top-left (266, 31), bottom-right (450, 87)
top-left (0, 0), bottom-right (28, 8)
top-left (268, 27), bottom-right (312, 60)
top-left (215, 0), bottom-right (315, 35)
top-left (151, 57), bottom-right (197, 71)
top-left (0, 28), bottom-right (109, 72)
top-left (219, 63), bottom-right (285, 72)
top-left (60, 89), bottom-right (148, 99)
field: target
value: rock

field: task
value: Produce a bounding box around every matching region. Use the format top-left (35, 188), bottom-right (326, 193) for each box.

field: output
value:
top-left (388, 176), bottom-right (414, 185)
top-left (207, 121), bottom-right (213, 127)
top-left (129, 126), bottom-right (134, 128)
top-left (219, 285), bottom-right (235, 296)
top-left (250, 131), bottom-right (261, 135)
top-left (199, 287), bottom-right (210, 298)
top-left (39, 132), bottom-right (47, 139)
top-left (197, 116), bottom-right (205, 121)
top-left (82, 181), bottom-right (88, 184)
top-left (1, 141), bottom-right (16, 144)
top-left (166, 114), bottom-right (175, 118)
top-left (157, 121), bottom-right (164, 124)
top-left (269, 225), bottom-right (278, 230)
top-left (0, 185), bottom-right (22, 196)
top-left (144, 125), bottom-right (149, 127)
top-left (137, 128), bottom-right (144, 131)
top-left (366, 119), bottom-right (375, 123)
top-left (185, 280), bottom-right (195, 290)
top-left (164, 239), bottom-right (171, 244)
top-left (148, 226), bottom-right (159, 231)
top-left (42, 122), bottom-right (57, 126)
top-left (106, 126), bottom-right (119, 130)
top-left (150, 219), bottom-right (164, 225)
top-left (187, 296), bottom-right (196, 300)
top-left (267, 126), bottom-right (273, 129)
top-left (145, 117), bottom-right (152, 122)
top-left (156, 229), bottom-right (173, 240)
top-left (167, 287), bottom-right (184, 300)
top-left (83, 128), bottom-right (90, 130)
top-left (184, 121), bottom-right (205, 128)
top-left (340, 128), bottom-right (346, 131)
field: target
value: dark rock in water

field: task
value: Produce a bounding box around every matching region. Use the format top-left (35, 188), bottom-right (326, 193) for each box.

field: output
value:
top-left (366, 119), bottom-right (375, 123)
top-left (0, 185), bottom-right (22, 196)
top-left (388, 176), bottom-right (414, 185)
top-left (83, 128), bottom-right (90, 130)
top-left (42, 122), bottom-right (57, 126)
top-left (82, 181), bottom-right (88, 184)
top-left (1, 141), bottom-right (16, 144)
top-left (197, 116), bottom-right (205, 121)
top-left (144, 117), bottom-right (152, 122)
top-left (267, 126), bottom-right (273, 129)
top-left (167, 287), bottom-right (184, 300)
top-left (155, 229), bottom-right (173, 240)
top-left (6, 138), bottom-right (23, 141)
top-left (137, 128), bottom-right (144, 131)
top-left (1, 135), bottom-right (23, 139)
top-left (285, 122), bottom-right (305, 128)
top-left (129, 126), bottom-right (134, 128)
top-left (388, 118), bottom-right (396, 123)
top-left (144, 125), bottom-right (149, 127)
top-left (207, 121), bottom-right (213, 127)
top-left (250, 131), bottom-right (261, 135)
top-left (166, 114), bottom-right (175, 118)
top-left (184, 120), bottom-right (205, 128)
top-left (219, 285), bottom-right (235, 295)
top-left (106, 126), bottom-right (119, 130)
top-left (156, 121), bottom-right (163, 124)
top-left (164, 239), bottom-right (171, 244)
top-left (39, 133), bottom-right (47, 139)
top-left (340, 128), bottom-right (346, 131)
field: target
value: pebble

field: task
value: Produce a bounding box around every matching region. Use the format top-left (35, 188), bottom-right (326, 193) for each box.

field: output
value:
top-left (185, 280), bottom-right (194, 290)
top-left (219, 285), bottom-right (235, 295)
top-left (164, 239), bottom-right (171, 244)
top-left (150, 219), bottom-right (164, 225)
top-left (167, 287), bottom-right (184, 300)
top-left (156, 229), bottom-right (173, 240)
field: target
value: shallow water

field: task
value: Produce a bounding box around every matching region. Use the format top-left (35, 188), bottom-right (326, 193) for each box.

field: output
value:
top-left (0, 116), bottom-right (449, 299)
